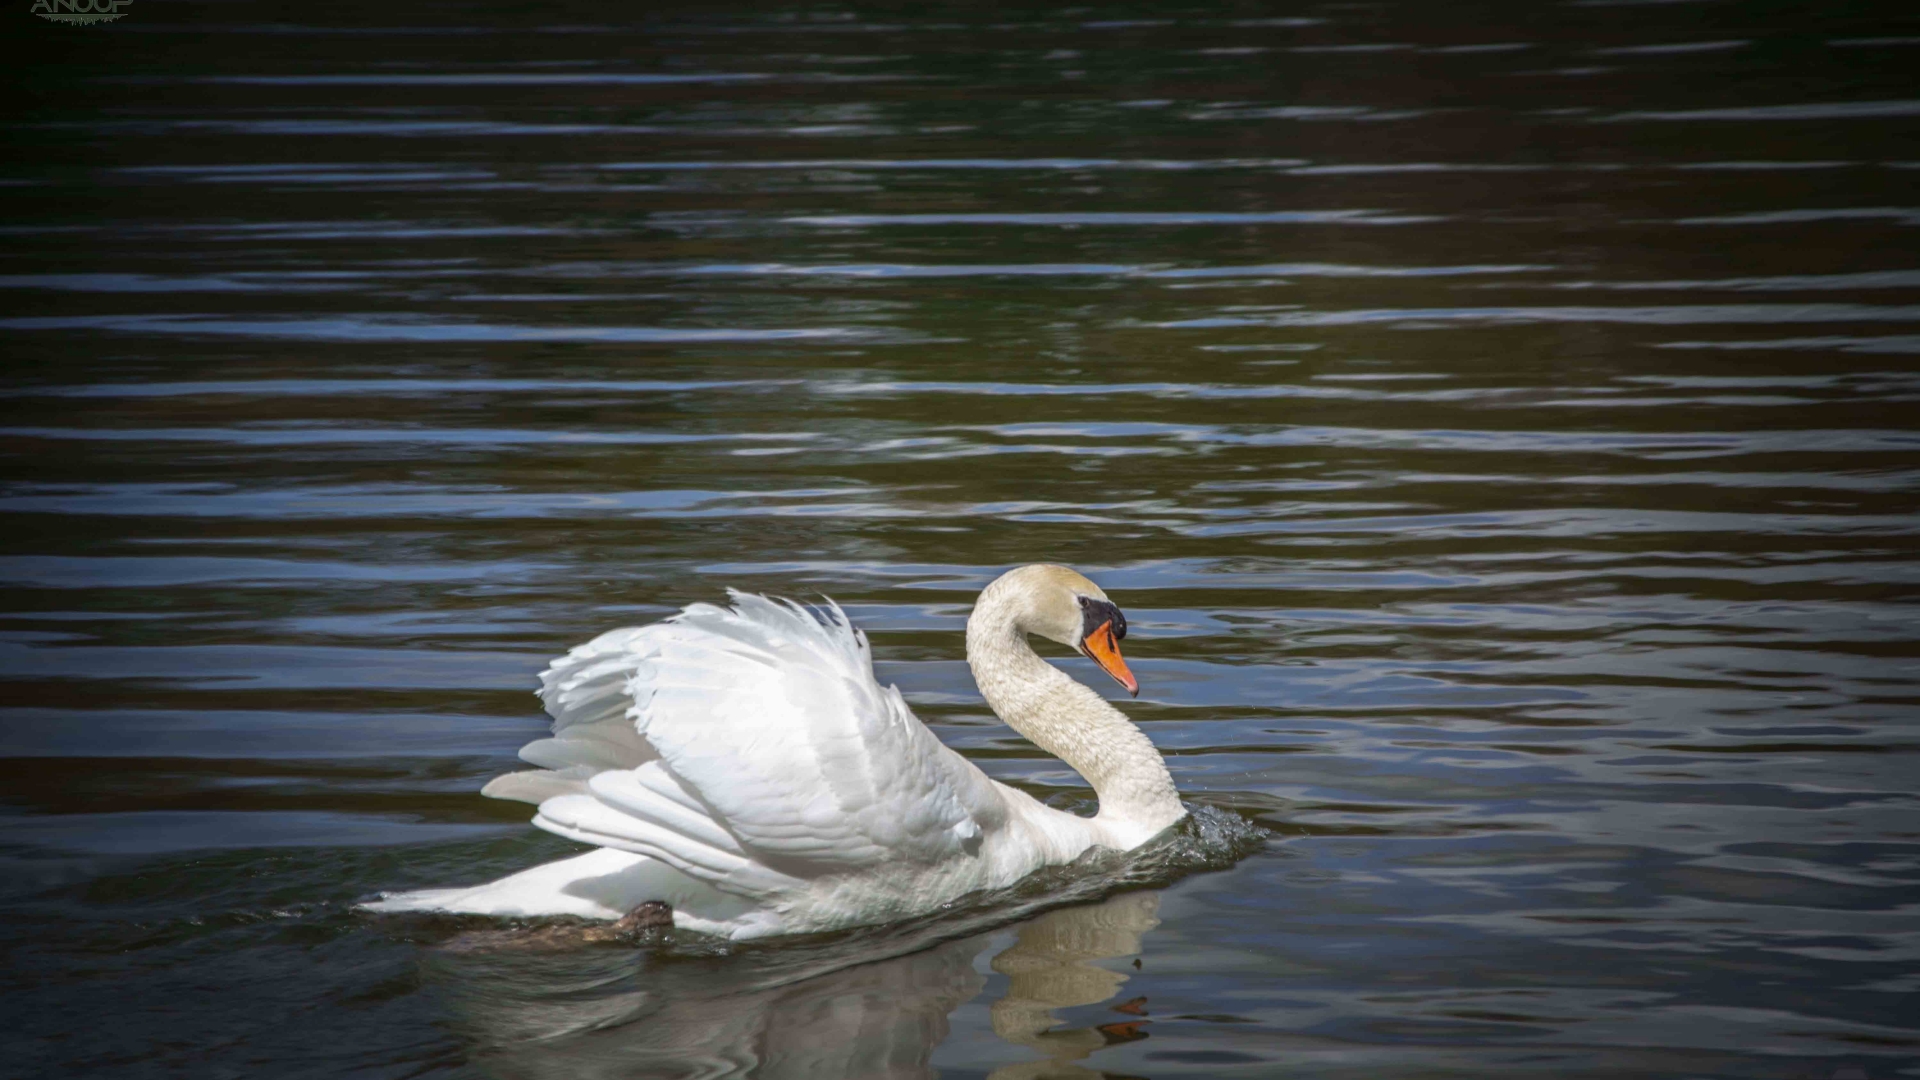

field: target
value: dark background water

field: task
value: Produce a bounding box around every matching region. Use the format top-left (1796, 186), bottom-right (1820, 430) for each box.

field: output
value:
top-left (4, 1), bottom-right (1919, 1077)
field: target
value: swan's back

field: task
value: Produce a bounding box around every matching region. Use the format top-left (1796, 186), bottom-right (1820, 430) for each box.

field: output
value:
top-left (485, 593), bottom-right (1009, 925)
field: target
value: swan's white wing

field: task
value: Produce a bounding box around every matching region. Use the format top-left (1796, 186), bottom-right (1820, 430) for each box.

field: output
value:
top-left (511, 591), bottom-right (1006, 893)
top-left (481, 625), bottom-right (661, 806)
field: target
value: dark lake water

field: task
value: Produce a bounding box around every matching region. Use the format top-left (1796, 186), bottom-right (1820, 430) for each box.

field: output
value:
top-left (5, 1), bottom-right (1920, 1077)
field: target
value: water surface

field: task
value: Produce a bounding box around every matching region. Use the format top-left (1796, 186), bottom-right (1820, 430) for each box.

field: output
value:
top-left (4, 1), bottom-right (1919, 1077)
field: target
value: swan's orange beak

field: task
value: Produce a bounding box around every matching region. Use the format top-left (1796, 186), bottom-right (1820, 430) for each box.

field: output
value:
top-left (1081, 620), bottom-right (1138, 697)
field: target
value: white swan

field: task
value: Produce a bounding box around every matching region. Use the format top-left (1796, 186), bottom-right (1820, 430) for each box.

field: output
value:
top-left (365, 564), bottom-right (1186, 939)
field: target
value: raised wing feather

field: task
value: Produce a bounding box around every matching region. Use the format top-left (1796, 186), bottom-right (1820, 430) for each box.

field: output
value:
top-left (509, 591), bottom-right (1005, 891)
top-left (481, 626), bottom-right (661, 806)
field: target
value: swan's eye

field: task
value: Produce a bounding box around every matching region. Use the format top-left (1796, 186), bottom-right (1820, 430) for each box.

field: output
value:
top-left (1077, 596), bottom-right (1126, 643)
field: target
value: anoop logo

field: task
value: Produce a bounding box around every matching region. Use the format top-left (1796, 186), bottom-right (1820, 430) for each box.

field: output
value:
top-left (31, 0), bottom-right (130, 24)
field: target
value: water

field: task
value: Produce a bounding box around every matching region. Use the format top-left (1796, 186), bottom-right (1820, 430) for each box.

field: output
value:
top-left (3, 1), bottom-right (1919, 1076)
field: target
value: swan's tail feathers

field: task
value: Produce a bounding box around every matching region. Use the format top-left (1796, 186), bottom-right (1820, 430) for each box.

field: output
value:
top-left (358, 847), bottom-right (756, 933)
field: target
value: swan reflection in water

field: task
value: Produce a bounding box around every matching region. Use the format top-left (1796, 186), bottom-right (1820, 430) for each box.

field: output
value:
top-left (429, 889), bottom-right (1164, 1080)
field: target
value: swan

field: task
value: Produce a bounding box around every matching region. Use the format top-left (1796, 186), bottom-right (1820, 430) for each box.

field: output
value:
top-left (365, 564), bottom-right (1186, 939)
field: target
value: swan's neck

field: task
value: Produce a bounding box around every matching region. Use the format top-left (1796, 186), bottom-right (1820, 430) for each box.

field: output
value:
top-left (966, 600), bottom-right (1184, 845)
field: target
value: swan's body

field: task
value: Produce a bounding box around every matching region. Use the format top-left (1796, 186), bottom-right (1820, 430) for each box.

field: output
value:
top-left (365, 565), bottom-right (1184, 939)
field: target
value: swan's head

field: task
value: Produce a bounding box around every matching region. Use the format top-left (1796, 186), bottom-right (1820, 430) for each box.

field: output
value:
top-left (990, 564), bottom-right (1138, 697)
